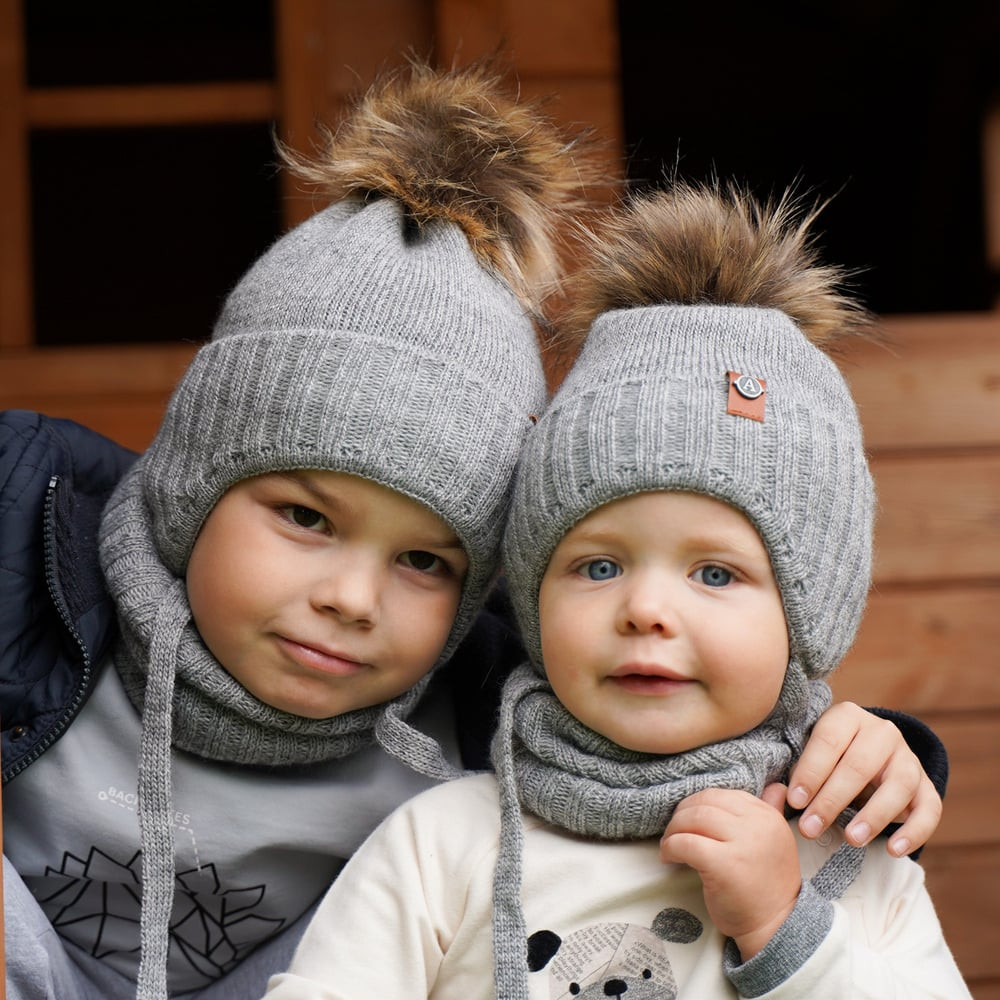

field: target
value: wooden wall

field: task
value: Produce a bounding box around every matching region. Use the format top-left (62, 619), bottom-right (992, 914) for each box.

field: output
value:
top-left (0, 0), bottom-right (623, 451)
top-left (832, 313), bottom-right (1000, 999)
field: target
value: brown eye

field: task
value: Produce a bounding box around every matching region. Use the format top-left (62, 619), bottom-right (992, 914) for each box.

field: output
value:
top-left (286, 505), bottom-right (325, 530)
top-left (400, 550), bottom-right (443, 574)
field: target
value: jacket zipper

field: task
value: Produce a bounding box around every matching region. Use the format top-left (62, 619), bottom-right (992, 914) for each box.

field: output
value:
top-left (3, 475), bottom-right (93, 781)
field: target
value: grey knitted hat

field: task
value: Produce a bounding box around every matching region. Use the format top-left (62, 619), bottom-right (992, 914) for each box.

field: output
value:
top-left (141, 193), bottom-right (543, 657)
top-left (503, 182), bottom-right (877, 680)
top-left (138, 55), bottom-right (599, 657)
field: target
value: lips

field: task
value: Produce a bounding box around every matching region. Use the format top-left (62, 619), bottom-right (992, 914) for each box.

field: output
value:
top-left (608, 662), bottom-right (692, 696)
top-left (275, 635), bottom-right (370, 677)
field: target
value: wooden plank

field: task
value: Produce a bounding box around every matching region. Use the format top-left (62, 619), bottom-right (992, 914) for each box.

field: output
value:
top-left (25, 82), bottom-right (278, 128)
top-left (274, 0), bottom-right (332, 221)
top-left (519, 77), bottom-right (625, 168)
top-left (833, 586), bottom-right (1000, 713)
top-left (984, 98), bottom-right (1000, 275)
top-left (921, 842), bottom-right (1000, 981)
top-left (434, 0), bottom-right (504, 62)
top-left (0, 343), bottom-right (198, 398)
top-left (319, 0), bottom-right (434, 97)
top-left (872, 714), bottom-right (1000, 849)
top-left (0, 343), bottom-right (197, 451)
top-left (275, 0), bottom-right (434, 227)
top-left (505, 0), bottom-right (620, 76)
top-left (434, 0), bottom-right (624, 165)
top-left (868, 453), bottom-right (1000, 584)
top-left (837, 313), bottom-right (1000, 450)
top-left (968, 981), bottom-right (1000, 1000)
top-left (0, 0), bottom-right (32, 349)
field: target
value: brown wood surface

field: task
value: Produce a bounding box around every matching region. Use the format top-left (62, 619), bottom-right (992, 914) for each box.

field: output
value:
top-left (868, 453), bottom-right (1000, 582)
top-left (0, 0), bottom-right (31, 350)
top-left (25, 82), bottom-right (278, 128)
top-left (922, 844), bottom-right (1000, 982)
top-left (833, 312), bottom-right (1000, 998)
top-left (985, 99), bottom-right (1000, 278)
top-left (838, 312), bottom-right (1000, 449)
top-left (835, 586), bottom-right (1000, 712)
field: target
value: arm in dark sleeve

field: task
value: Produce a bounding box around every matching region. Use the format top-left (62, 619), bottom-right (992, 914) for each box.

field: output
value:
top-left (867, 707), bottom-right (948, 800)
top-left (440, 577), bottom-right (524, 771)
top-left (866, 707), bottom-right (948, 859)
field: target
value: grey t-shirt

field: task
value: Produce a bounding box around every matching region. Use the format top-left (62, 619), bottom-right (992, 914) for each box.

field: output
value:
top-left (3, 658), bottom-right (458, 992)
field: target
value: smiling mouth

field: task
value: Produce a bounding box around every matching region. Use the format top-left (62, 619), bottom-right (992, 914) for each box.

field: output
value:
top-left (276, 636), bottom-right (369, 676)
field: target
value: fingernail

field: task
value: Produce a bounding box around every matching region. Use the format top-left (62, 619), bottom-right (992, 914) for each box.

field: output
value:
top-left (847, 820), bottom-right (871, 846)
top-left (889, 836), bottom-right (910, 857)
top-left (788, 786), bottom-right (810, 810)
top-left (801, 814), bottom-right (823, 838)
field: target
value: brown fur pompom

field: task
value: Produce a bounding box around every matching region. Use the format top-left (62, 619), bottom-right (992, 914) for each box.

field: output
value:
top-left (565, 181), bottom-right (873, 351)
top-left (281, 58), bottom-right (600, 315)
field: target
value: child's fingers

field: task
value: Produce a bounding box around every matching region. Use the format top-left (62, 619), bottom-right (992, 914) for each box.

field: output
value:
top-left (760, 782), bottom-right (788, 814)
top-left (884, 773), bottom-right (943, 856)
top-left (840, 750), bottom-right (925, 847)
top-left (788, 704), bottom-right (888, 822)
top-left (788, 706), bottom-right (923, 840)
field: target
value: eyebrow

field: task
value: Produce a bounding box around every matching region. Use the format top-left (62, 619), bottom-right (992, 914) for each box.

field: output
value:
top-left (272, 471), bottom-right (466, 552)
top-left (273, 470), bottom-right (343, 510)
top-left (568, 525), bottom-right (768, 561)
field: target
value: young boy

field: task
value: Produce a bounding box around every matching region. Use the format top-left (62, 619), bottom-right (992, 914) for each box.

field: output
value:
top-left (0, 61), bottom-right (581, 1000)
top-left (262, 183), bottom-right (968, 998)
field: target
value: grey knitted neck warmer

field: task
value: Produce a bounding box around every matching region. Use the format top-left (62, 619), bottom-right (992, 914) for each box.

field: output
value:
top-left (99, 461), bottom-right (461, 999)
top-left (490, 662), bottom-right (866, 999)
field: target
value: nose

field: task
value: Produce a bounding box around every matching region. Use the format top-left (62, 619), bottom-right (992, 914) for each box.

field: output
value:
top-left (310, 551), bottom-right (381, 626)
top-left (604, 980), bottom-right (627, 996)
top-left (617, 573), bottom-right (679, 637)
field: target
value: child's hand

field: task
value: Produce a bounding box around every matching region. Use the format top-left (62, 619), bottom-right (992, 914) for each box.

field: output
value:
top-left (780, 701), bottom-right (942, 857)
top-left (659, 786), bottom-right (801, 961)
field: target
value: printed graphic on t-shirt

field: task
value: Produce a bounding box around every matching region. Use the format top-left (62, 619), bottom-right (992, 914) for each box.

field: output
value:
top-left (28, 848), bottom-right (286, 982)
top-left (526, 907), bottom-right (703, 1000)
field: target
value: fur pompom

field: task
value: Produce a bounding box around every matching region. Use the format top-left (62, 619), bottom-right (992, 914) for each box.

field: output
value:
top-left (565, 181), bottom-right (873, 349)
top-left (282, 58), bottom-right (599, 314)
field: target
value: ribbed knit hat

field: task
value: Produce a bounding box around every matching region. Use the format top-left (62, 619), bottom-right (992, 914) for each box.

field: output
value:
top-left (140, 58), bottom-right (596, 656)
top-left (504, 182), bottom-right (876, 680)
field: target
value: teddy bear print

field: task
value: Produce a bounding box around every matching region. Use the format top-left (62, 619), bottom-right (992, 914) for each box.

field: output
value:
top-left (527, 906), bottom-right (703, 999)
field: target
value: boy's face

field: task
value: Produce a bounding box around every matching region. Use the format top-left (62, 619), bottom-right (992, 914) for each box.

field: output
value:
top-left (538, 491), bottom-right (788, 755)
top-left (186, 470), bottom-right (468, 719)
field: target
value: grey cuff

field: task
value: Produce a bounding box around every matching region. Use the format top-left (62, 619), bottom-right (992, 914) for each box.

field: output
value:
top-left (724, 881), bottom-right (834, 998)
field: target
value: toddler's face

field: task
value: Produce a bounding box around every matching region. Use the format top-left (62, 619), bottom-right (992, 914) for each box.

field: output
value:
top-left (186, 470), bottom-right (468, 719)
top-left (538, 491), bottom-right (788, 755)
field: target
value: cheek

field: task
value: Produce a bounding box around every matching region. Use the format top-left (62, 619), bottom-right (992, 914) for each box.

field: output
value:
top-left (396, 587), bottom-right (463, 667)
top-left (186, 532), bottom-right (263, 638)
top-left (738, 616), bottom-right (790, 710)
top-left (538, 592), bottom-right (584, 662)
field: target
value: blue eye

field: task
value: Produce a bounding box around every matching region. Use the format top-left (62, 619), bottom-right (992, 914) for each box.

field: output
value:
top-left (697, 565), bottom-right (732, 587)
top-left (583, 559), bottom-right (621, 581)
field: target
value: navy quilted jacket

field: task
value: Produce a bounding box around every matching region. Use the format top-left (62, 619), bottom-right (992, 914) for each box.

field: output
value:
top-left (0, 409), bottom-right (137, 780)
